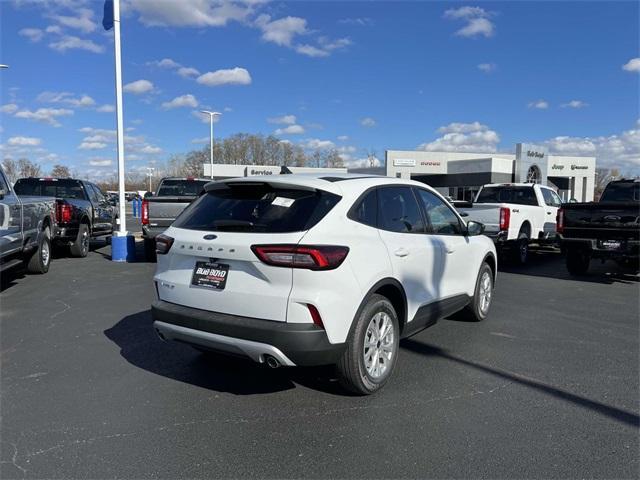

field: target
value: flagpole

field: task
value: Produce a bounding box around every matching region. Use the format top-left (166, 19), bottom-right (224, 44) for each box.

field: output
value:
top-left (113, 0), bottom-right (126, 235)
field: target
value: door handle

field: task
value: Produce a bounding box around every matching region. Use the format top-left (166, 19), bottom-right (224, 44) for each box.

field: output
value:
top-left (394, 248), bottom-right (409, 257)
top-left (547, 212), bottom-right (553, 215)
top-left (446, 248), bottom-right (455, 254)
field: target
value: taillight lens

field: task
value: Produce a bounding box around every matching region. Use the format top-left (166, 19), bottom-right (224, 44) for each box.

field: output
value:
top-left (499, 207), bottom-right (510, 231)
top-left (251, 245), bottom-right (349, 270)
top-left (56, 201), bottom-right (72, 223)
top-left (557, 209), bottom-right (564, 234)
top-left (155, 234), bottom-right (174, 255)
top-left (307, 304), bottom-right (324, 328)
top-left (141, 200), bottom-right (149, 225)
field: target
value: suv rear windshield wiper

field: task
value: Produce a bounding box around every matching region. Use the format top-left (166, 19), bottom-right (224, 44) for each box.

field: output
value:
top-left (212, 219), bottom-right (268, 231)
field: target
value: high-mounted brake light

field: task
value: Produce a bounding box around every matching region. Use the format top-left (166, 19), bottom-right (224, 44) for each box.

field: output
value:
top-left (251, 245), bottom-right (349, 270)
top-left (155, 234), bottom-right (174, 255)
top-left (556, 209), bottom-right (564, 234)
top-left (499, 207), bottom-right (510, 231)
top-left (141, 199), bottom-right (149, 225)
top-left (56, 201), bottom-right (73, 223)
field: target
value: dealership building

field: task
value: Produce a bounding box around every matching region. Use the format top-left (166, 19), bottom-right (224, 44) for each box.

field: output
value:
top-left (202, 142), bottom-right (596, 202)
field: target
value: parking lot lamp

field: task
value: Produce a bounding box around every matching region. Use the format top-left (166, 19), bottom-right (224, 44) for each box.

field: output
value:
top-left (200, 110), bottom-right (221, 179)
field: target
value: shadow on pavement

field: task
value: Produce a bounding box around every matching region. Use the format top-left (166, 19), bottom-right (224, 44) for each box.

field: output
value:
top-left (401, 338), bottom-right (640, 428)
top-left (105, 310), bottom-right (343, 396)
top-left (0, 267), bottom-right (26, 293)
top-left (499, 249), bottom-right (639, 285)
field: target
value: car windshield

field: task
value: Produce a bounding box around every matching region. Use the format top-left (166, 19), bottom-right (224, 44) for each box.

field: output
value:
top-left (14, 179), bottom-right (87, 200)
top-left (173, 182), bottom-right (341, 233)
top-left (156, 179), bottom-right (209, 196)
top-left (475, 186), bottom-right (537, 206)
top-left (600, 182), bottom-right (640, 202)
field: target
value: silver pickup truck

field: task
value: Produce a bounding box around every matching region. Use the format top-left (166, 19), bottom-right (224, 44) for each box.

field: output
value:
top-left (0, 164), bottom-right (57, 275)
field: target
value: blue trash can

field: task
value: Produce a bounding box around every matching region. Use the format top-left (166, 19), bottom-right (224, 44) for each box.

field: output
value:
top-left (132, 198), bottom-right (139, 218)
top-left (111, 234), bottom-right (136, 262)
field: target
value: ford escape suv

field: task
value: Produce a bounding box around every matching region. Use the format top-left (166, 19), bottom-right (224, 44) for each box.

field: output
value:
top-left (151, 174), bottom-right (497, 394)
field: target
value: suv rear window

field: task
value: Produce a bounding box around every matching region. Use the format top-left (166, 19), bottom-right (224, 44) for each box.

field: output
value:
top-left (600, 182), bottom-right (640, 202)
top-left (173, 182), bottom-right (341, 233)
top-left (14, 178), bottom-right (87, 200)
top-left (157, 179), bottom-right (209, 196)
top-left (475, 186), bottom-right (537, 206)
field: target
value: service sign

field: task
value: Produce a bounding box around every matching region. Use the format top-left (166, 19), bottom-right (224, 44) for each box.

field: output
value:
top-left (393, 158), bottom-right (417, 167)
top-left (245, 166), bottom-right (280, 176)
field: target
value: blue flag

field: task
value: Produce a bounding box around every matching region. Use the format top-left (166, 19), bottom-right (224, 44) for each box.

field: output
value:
top-left (103, 0), bottom-right (114, 30)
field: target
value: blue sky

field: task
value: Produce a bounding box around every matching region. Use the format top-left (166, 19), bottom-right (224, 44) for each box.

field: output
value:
top-left (1, 0), bottom-right (639, 179)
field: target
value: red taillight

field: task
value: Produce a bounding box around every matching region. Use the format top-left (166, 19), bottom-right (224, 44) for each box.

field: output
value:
top-left (499, 207), bottom-right (510, 231)
top-left (141, 199), bottom-right (149, 225)
top-left (155, 234), bottom-right (174, 255)
top-left (307, 304), bottom-right (324, 328)
top-left (251, 244), bottom-right (349, 270)
top-left (56, 202), bottom-right (72, 223)
top-left (557, 209), bottom-right (564, 234)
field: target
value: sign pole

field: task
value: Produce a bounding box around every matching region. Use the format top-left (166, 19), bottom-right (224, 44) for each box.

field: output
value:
top-left (113, 0), bottom-right (126, 235)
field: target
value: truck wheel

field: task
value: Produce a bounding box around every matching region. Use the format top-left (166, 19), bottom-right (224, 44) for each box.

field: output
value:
top-left (462, 262), bottom-right (493, 321)
top-left (511, 232), bottom-right (529, 265)
top-left (336, 294), bottom-right (399, 395)
top-left (566, 248), bottom-right (590, 275)
top-left (26, 227), bottom-right (51, 274)
top-left (70, 223), bottom-right (90, 258)
top-left (144, 238), bottom-right (157, 262)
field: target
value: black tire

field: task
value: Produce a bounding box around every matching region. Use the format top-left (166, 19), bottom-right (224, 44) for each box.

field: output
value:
top-left (461, 262), bottom-right (493, 321)
top-left (70, 223), bottom-right (90, 257)
top-left (511, 231), bottom-right (529, 265)
top-left (26, 227), bottom-right (51, 274)
top-left (336, 294), bottom-right (400, 395)
top-left (566, 248), bottom-right (590, 275)
top-left (144, 238), bottom-right (157, 262)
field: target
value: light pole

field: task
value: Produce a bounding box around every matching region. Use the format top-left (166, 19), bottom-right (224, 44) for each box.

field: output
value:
top-left (200, 110), bottom-right (221, 179)
top-left (146, 167), bottom-right (154, 193)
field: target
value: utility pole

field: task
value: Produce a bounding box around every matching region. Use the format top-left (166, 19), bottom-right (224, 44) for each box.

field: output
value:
top-left (200, 110), bottom-right (221, 179)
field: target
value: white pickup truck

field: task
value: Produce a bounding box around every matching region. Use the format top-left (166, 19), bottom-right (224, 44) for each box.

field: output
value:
top-left (457, 183), bottom-right (562, 264)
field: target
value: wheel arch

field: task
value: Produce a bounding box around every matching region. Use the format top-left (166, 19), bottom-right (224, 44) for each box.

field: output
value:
top-left (354, 278), bottom-right (408, 336)
top-left (519, 220), bottom-right (531, 238)
top-left (483, 252), bottom-right (497, 282)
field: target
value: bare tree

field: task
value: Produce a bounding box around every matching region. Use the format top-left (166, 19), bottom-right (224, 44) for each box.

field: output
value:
top-left (17, 158), bottom-right (42, 178)
top-left (2, 158), bottom-right (18, 183)
top-left (50, 164), bottom-right (72, 178)
top-left (595, 168), bottom-right (620, 199)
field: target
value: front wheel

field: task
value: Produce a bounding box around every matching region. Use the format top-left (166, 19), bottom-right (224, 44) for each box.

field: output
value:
top-left (26, 227), bottom-right (51, 274)
top-left (566, 248), bottom-right (590, 275)
top-left (462, 262), bottom-right (494, 321)
top-left (336, 294), bottom-right (399, 395)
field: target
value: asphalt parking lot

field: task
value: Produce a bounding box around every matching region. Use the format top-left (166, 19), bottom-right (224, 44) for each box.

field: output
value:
top-left (1, 241), bottom-right (638, 478)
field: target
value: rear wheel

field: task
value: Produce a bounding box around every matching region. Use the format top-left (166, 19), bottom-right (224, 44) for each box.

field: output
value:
top-left (70, 223), bottom-right (90, 257)
top-left (511, 231), bottom-right (529, 265)
top-left (26, 227), bottom-right (51, 274)
top-left (566, 248), bottom-right (590, 275)
top-left (336, 294), bottom-right (399, 395)
top-left (462, 262), bottom-right (493, 321)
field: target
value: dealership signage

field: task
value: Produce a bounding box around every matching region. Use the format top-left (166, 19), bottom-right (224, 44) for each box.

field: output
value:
top-left (245, 166), bottom-right (279, 176)
top-left (571, 164), bottom-right (589, 170)
top-left (527, 150), bottom-right (545, 159)
top-left (551, 164), bottom-right (565, 170)
top-left (393, 158), bottom-right (416, 167)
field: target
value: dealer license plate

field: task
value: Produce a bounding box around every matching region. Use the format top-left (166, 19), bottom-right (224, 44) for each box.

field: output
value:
top-left (191, 261), bottom-right (229, 290)
top-left (600, 240), bottom-right (622, 250)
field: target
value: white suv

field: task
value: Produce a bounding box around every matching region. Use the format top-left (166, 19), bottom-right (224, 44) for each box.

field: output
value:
top-left (152, 174), bottom-right (497, 394)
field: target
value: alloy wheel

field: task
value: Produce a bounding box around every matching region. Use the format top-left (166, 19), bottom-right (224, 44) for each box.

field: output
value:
top-left (363, 311), bottom-right (395, 379)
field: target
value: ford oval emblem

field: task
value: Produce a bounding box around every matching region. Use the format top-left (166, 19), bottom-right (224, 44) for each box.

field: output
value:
top-left (203, 234), bottom-right (218, 240)
top-left (603, 215), bottom-right (621, 222)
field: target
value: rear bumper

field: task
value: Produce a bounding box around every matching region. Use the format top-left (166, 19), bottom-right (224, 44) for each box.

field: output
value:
top-left (54, 226), bottom-right (79, 243)
top-left (561, 237), bottom-right (640, 258)
top-left (142, 225), bottom-right (166, 239)
top-left (485, 230), bottom-right (508, 243)
top-left (151, 300), bottom-right (346, 366)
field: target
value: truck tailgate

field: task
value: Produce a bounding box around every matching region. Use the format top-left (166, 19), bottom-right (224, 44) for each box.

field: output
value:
top-left (147, 196), bottom-right (196, 228)
top-left (562, 203), bottom-right (640, 240)
top-left (458, 203), bottom-right (501, 233)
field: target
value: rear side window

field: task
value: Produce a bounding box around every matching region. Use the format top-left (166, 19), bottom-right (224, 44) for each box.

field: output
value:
top-left (601, 182), bottom-right (640, 202)
top-left (157, 179), bottom-right (209, 196)
top-left (349, 189), bottom-right (378, 227)
top-left (541, 188), bottom-right (562, 207)
top-left (173, 183), bottom-right (341, 233)
top-left (14, 179), bottom-right (87, 200)
top-left (377, 186), bottom-right (425, 234)
top-left (475, 186), bottom-right (537, 206)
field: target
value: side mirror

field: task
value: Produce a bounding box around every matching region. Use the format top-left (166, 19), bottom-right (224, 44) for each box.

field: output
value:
top-left (466, 220), bottom-right (485, 236)
top-left (0, 188), bottom-right (5, 199)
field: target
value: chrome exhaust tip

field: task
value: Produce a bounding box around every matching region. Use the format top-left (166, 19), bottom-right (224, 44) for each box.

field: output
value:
top-left (264, 355), bottom-right (280, 368)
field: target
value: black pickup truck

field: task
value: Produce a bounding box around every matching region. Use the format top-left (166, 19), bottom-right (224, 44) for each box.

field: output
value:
top-left (141, 177), bottom-right (210, 260)
top-left (558, 179), bottom-right (639, 275)
top-left (14, 177), bottom-right (116, 258)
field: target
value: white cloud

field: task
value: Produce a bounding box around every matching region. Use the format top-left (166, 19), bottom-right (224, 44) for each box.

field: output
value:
top-left (78, 141), bottom-right (108, 150)
top-left (191, 136), bottom-right (210, 144)
top-left (255, 14), bottom-right (308, 47)
top-left (19, 27), bottom-right (44, 42)
top-left (52, 8), bottom-right (97, 33)
top-left (196, 67), bottom-right (251, 87)
top-left (477, 63), bottom-right (496, 73)
top-left (37, 91), bottom-right (95, 107)
top-left (223, 106), bottom-right (233, 112)
top-left (161, 94), bottom-right (198, 109)
top-left (89, 158), bottom-right (113, 167)
top-left (443, 6), bottom-right (495, 38)
top-left (338, 17), bottom-right (374, 26)
top-left (0, 104), bottom-right (19, 114)
top-left (561, 100), bottom-right (589, 109)
top-left (274, 125), bottom-right (305, 135)
top-left (177, 66), bottom-right (200, 78)
top-left (360, 117), bottom-right (377, 127)
top-left (528, 99), bottom-right (549, 110)
top-left (268, 114), bottom-right (296, 125)
top-left (45, 25), bottom-right (62, 35)
top-left (139, 145), bottom-right (162, 154)
top-left (295, 36), bottom-right (351, 58)
top-left (49, 35), bottom-right (104, 53)
top-left (8, 136), bottom-right (42, 146)
top-left (148, 58), bottom-right (181, 69)
top-left (295, 44), bottom-right (329, 58)
top-left (128, 0), bottom-right (254, 27)
top-left (301, 138), bottom-right (335, 150)
top-left (419, 121), bottom-right (500, 153)
top-left (123, 79), bottom-right (154, 94)
top-left (622, 58), bottom-right (640, 73)
top-left (337, 135), bottom-right (349, 141)
top-left (14, 107), bottom-right (73, 127)
top-left (97, 104), bottom-right (115, 113)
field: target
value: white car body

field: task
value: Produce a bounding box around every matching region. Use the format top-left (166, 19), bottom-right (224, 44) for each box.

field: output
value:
top-left (152, 174), bottom-right (497, 393)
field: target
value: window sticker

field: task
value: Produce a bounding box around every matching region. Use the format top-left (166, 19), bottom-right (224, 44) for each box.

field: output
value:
top-left (272, 197), bottom-right (295, 208)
